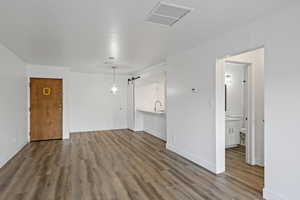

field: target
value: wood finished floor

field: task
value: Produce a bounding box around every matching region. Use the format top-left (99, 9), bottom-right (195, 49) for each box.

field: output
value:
top-left (0, 130), bottom-right (263, 200)
top-left (226, 146), bottom-right (264, 193)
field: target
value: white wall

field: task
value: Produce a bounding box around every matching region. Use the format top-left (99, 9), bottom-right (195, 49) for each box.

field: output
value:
top-left (69, 72), bottom-right (128, 132)
top-left (26, 66), bottom-right (129, 135)
top-left (26, 65), bottom-right (70, 139)
top-left (0, 44), bottom-right (27, 168)
top-left (135, 80), bottom-right (165, 112)
top-left (161, 3), bottom-right (300, 199)
top-left (228, 48), bottom-right (265, 166)
top-left (166, 49), bottom-right (217, 172)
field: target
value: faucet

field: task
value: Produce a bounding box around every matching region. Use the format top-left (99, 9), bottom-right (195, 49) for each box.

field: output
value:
top-left (154, 100), bottom-right (163, 112)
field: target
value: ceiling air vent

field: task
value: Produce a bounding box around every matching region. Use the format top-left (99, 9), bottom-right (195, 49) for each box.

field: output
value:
top-left (146, 2), bottom-right (192, 26)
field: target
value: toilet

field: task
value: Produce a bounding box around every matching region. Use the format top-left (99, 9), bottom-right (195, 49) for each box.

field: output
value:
top-left (240, 128), bottom-right (247, 145)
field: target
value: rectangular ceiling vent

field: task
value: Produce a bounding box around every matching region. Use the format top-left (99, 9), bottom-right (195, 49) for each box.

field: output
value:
top-left (146, 2), bottom-right (193, 27)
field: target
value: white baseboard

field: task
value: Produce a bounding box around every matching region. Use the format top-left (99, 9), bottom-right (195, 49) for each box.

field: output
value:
top-left (70, 128), bottom-right (129, 134)
top-left (225, 144), bottom-right (238, 148)
top-left (263, 188), bottom-right (286, 200)
top-left (166, 143), bottom-right (216, 174)
top-left (132, 128), bottom-right (143, 132)
top-left (144, 128), bottom-right (166, 141)
top-left (63, 133), bottom-right (70, 140)
top-left (255, 159), bottom-right (264, 167)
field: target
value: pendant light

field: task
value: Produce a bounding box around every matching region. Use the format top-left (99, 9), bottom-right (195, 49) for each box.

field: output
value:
top-left (111, 66), bottom-right (118, 94)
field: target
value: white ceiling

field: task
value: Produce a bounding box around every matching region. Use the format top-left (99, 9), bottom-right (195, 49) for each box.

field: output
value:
top-left (0, 0), bottom-right (293, 74)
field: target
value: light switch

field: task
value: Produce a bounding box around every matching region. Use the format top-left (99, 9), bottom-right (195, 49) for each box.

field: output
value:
top-left (192, 88), bottom-right (199, 93)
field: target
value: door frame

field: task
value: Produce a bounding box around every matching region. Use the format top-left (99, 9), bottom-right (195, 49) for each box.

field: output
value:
top-left (224, 60), bottom-right (254, 165)
top-left (127, 78), bottom-right (135, 131)
top-left (215, 47), bottom-right (264, 173)
top-left (29, 77), bottom-right (63, 141)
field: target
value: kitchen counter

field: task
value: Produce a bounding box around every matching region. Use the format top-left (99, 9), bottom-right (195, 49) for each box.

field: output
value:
top-left (136, 109), bottom-right (165, 115)
top-left (135, 109), bottom-right (166, 141)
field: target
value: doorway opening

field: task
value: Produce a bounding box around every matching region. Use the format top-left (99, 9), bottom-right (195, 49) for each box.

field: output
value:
top-left (127, 70), bottom-right (167, 142)
top-left (225, 61), bottom-right (251, 163)
top-left (216, 48), bottom-right (265, 192)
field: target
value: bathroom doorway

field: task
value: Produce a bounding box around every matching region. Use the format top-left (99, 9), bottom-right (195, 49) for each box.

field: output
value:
top-left (224, 61), bottom-right (251, 163)
top-left (216, 47), bottom-right (265, 192)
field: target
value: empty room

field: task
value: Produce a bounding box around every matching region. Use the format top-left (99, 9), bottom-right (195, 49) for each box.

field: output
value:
top-left (0, 1), bottom-right (299, 200)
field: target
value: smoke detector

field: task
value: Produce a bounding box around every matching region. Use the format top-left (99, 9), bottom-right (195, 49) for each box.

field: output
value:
top-left (146, 2), bottom-right (193, 26)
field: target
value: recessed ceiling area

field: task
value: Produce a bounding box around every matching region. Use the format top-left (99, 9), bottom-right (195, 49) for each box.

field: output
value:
top-left (0, 0), bottom-right (293, 74)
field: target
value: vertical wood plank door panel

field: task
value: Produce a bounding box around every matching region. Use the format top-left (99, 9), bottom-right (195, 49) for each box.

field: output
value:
top-left (30, 78), bottom-right (63, 141)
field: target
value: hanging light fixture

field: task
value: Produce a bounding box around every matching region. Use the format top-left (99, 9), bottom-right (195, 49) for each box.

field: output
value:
top-left (110, 66), bottom-right (118, 94)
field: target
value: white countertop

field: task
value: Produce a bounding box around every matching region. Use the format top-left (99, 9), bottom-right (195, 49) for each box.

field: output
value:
top-left (136, 109), bottom-right (165, 115)
top-left (226, 118), bottom-right (242, 121)
top-left (226, 115), bottom-right (243, 121)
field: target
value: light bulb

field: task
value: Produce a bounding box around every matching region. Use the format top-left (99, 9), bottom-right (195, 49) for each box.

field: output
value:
top-left (225, 74), bottom-right (232, 85)
top-left (111, 85), bottom-right (118, 94)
